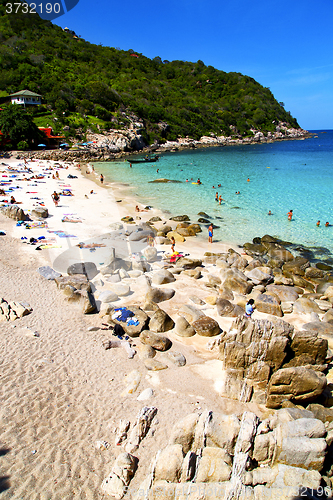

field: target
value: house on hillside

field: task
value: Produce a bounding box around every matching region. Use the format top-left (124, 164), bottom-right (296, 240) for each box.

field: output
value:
top-left (9, 90), bottom-right (42, 106)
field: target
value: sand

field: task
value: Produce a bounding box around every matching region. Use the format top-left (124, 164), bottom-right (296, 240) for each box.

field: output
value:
top-left (0, 157), bottom-right (331, 499)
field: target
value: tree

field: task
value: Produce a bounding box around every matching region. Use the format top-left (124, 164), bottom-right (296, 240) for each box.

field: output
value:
top-left (0, 105), bottom-right (43, 148)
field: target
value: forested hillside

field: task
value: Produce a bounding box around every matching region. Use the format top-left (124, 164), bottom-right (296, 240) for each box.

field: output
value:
top-left (0, 0), bottom-right (300, 144)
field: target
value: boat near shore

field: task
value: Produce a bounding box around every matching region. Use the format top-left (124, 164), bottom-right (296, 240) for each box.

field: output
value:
top-left (127, 155), bottom-right (159, 163)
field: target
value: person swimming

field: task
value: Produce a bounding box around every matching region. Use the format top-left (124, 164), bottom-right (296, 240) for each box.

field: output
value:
top-left (287, 210), bottom-right (293, 220)
top-left (316, 220), bottom-right (320, 227)
top-left (268, 210), bottom-right (272, 215)
top-left (325, 222), bottom-right (330, 227)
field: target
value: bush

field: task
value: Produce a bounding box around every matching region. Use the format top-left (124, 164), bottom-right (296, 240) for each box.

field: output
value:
top-left (17, 140), bottom-right (29, 150)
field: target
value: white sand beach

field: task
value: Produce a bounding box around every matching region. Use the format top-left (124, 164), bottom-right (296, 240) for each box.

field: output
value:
top-left (1, 157), bottom-right (332, 499)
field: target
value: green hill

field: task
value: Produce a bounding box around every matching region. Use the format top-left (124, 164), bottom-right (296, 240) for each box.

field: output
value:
top-left (0, 0), bottom-right (300, 144)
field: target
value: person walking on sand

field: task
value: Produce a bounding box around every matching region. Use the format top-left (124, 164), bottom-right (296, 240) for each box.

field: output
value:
top-left (100, 174), bottom-right (104, 184)
top-left (245, 299), bottom-right (255, 318)
top-left (208, 224), bottom-right (213, 243)
top-left (170, 236), bottom-right (175, 252)
top-left (51, 191), bottom-right (60, 207)
top-left (287, 210), bottom-right (293, 220)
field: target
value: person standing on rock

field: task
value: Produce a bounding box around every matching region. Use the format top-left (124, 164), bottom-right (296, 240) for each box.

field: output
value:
top-left (245, 299), bottom-right (255, 318)
top-left (208, 224), bottom-right (213, 243)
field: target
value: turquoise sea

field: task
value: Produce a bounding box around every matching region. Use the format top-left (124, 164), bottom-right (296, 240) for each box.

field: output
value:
top-left (94, 130), bottom-right (333, 263)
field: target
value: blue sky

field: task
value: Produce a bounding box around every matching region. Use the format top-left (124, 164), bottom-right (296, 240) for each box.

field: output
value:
top-left (53, 0), bottom-right (333, 130)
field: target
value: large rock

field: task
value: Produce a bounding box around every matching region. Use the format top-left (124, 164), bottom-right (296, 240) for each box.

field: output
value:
top-left (145, 285), bottom-right (175, 303)
top-left (255, 293), bottom-right (283, 316)
top-left (151, 270), bottom-right (176, 285)
top-left (149, 309), bottom-right (175, 332)
top-left (266, 367), bottom-right (327, 409)
top-left (170, 215), bottom-right (190, 222)
top-left (128, 229), bottom-right (155, 241)
top-left (192, 316), bottom-right (220, 337)
top-left (252, 464), bottom-right (321, 490)
top-left (1, 205), bottom-right (27, 221)
top-left (101, 452), bottom-right (136, 498)
top-left (196, 447), bottom-right (232, 483)
top-left (140, 330), bottom-right (172, 351)
top-left (31, 206), bottom-right (48, 218)
top-left (216, 298), bottom-right (241, 317)
top-left (289, 331), bottom-right (328, 365)
top-left (223, 276), bottom-right (253, 295)
top-left (265, 285), bottom-right (299, 303)
top-left (205, 413), bottom-right (240, 455)
top-left (243, 242), bottom-right (267, 257)
top-left (176, 224), bottom-right (202, 237)
top-left (55, 274), bottom-right (90, 291)
top-left (169, 413), bottom-right (199, 454)
top-left (175, 317), bottom-right (196, 337)
top-left (109, 306), bottom-right (149, 337)
top-left (154, 444), bottom-right (184, 483)
top-left (273, 419), bottom-right (327, 471)
top-left (305, 266), bottom-right (325, 279)
top-left (176, 257), bottom-right (202, 269)
top-left (301, 321), bottom-right (333, 345)
top-left (166, 230), bottom-right (185, 243)
top-left (142, 246), bottom-right (158, 262)
top-left (178, 304), bottom-right (205, 323)
top-left (292, 297), bottom-right (322, 314)
top-left (67, 262), bottom-right (98, 280)
top-left (265, 243), bottom-right (294, 262)
top-left (245, 267), bottom-right (273, 285)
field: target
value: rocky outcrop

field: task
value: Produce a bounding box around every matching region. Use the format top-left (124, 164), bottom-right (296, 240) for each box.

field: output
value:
top-left (0, 298), bottom-right (32, 321)
top-left (219, 317), bottom-right (329, 407)
top-left (266, 367), bottom-right (327, 409)
top-left (136, 407), bottom-right (327, 500)
top-left (0, 204), bottom-right (28, 221)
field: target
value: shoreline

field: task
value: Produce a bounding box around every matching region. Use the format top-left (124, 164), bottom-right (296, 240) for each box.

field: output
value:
top-left (5, 126), bottom-right (314, 164)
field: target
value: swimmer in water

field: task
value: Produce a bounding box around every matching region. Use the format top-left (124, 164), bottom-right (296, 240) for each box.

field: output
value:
top-left (316, 220), bottom-right (320, 227)
top-left (215, 192), bottom-right (219, 202)
top-left (325, 222), bottom-right (330, 227)
top-left (268, 210), bottom-right (272, 215)
top-left (247, 178), bottom-right (250, 182)
top-left (287, 210), bottom-right (293, 221)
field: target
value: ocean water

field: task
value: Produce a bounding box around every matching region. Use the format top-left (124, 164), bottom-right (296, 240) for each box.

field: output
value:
top-left (94, 130), bottom-right (333, 262)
